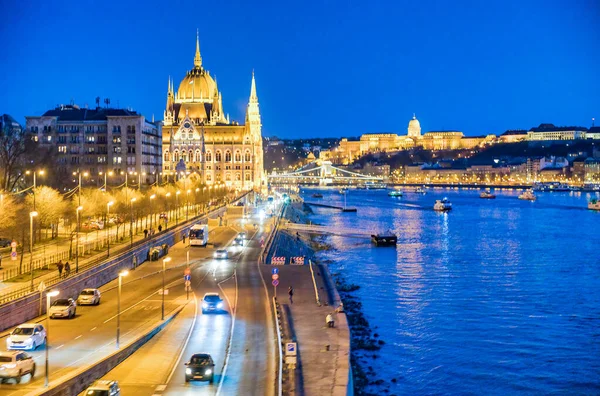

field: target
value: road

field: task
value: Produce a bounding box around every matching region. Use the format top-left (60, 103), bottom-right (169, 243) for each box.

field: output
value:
top-left (0, 227), bottom-right (236, 396)
top-left (98, 203), bottom-right (276, 396)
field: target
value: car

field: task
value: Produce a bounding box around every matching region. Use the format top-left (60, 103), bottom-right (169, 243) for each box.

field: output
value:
top-left (232, 236), bottom-right (244, 246)
top-left (201, 293), bottom-right (224, 314)
top-left (0, 238), bottom-right (12, 248)
top-left (6, 324), bottom-right (46, 351)
top-left (77, 288), bottom-right (101, 306)
top-left (238, 232), bottom-right (247, 240)
top-left (184, 353), bottom-right (215, 383)
top-left (84, 379), bottom-right (121, 395)
top-left (213, 249), bottom-right (228, 259)
top-left (49, 298), bottom-right (77, 319)
top-left (0, 351), bottom-right (36, 384)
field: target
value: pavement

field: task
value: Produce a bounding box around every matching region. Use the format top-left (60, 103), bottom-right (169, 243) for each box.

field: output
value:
top-left (0, 226), bottom-right (236, 396)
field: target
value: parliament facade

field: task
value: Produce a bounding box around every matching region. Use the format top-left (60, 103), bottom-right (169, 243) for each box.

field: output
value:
top-left (162, 33), bottom-right (264, 191)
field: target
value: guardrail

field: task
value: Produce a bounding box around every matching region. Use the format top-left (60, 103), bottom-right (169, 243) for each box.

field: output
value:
top-left (258, 202), bottom-right (285, 265)
top-left (273, 296), bottom-right (283, 396)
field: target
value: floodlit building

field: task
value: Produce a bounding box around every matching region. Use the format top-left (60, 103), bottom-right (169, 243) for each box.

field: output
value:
top-left (161, 33), bottom-right (264, 190)
top-left (527, 123), bottom-right (587, 141)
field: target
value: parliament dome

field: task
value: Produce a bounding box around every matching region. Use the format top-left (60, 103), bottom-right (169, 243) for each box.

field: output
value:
top-left (177, 68), bottom-right (217, 100)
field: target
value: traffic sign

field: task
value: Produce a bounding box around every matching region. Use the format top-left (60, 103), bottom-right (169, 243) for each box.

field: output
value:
top-left (272, 274), bottom-right (279, 280)
top-left (10, 241), bottom-right (17, 249)
top-left (10, 251), bottom-right (17, 261)
top-left (271, 268), bottom-right (279, 275)
top-left (272, 279), bottom-right (279, 287)
top-left (38, 281), bottom-right (46, 292)
top-left (159, 289), bottom-right (169, 295)
top-left (286, 342), bottom-right (297, 356)
top-left (184, 274), bottom-right (191, 281)
top-left (184, 267), bottom-right (191, 276)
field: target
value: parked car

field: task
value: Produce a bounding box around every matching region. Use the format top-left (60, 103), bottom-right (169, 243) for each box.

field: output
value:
top-left (213, 249), bottom-right (228, 259)
top-left (201, 293), bottom-right (224, 314)
top-left (49, 298), bottom-right (77, 319)
top-left (0, 351), bottom-right (36, 384)
top-left (0, 238), bottom-right (12, 248)
top-left (77, 289), bottom-right (101, 306)
top-left (184, 353), bottom-right (215, 383)
top-left (89, 221), bottom-right (104, 230)
top-left (84, 379), bottom-right (121, 395)
top-left (6, 324), bottom-right (46, 351)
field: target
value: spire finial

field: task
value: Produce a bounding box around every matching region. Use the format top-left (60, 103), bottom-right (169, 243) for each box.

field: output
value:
top-left (249, 70), bottom-right (257, 103)
top-left (413, 113), bottom-right (416, 119)
top-left (194, 29), bottom-right (202, 68)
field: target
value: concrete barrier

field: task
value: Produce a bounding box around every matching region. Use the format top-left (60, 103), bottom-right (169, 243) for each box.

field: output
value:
top-left (36, 304), bottom-right (185, 396)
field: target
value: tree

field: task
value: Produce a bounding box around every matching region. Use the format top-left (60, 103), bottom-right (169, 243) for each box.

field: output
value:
top-left (0, 123), bottom-right (27, 191)
top-left (25, 186), bottom-right (67, 239)
top-left (0, 193), bottom-right (25, 240)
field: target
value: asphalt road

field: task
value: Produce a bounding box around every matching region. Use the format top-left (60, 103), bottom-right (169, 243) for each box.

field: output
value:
top-left (0, 227), bottom-right (236, 396)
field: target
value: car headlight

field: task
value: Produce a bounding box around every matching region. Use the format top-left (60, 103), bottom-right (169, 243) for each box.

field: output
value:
top-left (185, 368), bottom-right (192, 375)
top-left (202, 302), bottom-right (208, 308)
top-left (205, 369), bottom-right (212, 375)
top-left (213, 253), bottom-right (217, 258)
top-left (217, 302), bottom-right (223, 308)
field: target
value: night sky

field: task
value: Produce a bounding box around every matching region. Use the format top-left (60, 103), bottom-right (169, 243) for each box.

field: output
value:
top-left (1, 0), bottom-right (598, 138)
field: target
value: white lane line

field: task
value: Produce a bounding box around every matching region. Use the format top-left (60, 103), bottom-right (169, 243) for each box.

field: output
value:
top-left (90, 327), bottom-right (97, 331)
top-left (55, 344), bottom-right (64, 350)
top-left (75, 335), bottom-right (82, 340)
top-left (165, 292), bottom-right (198, 385)
top-left (155, 384), bottom-right (167, 391)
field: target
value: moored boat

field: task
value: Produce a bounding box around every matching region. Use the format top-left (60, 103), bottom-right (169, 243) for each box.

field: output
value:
top-left (480, 190), bottom-right (496, 199)
top-left (518, 189), bottom-right (536, 201)
top-left (416, 187), bottom-right (426, 194)
top-left (371, 231), bottom-right (397, 247)
top-left (388, 190), bottom-right (403, 197)
top-left (433, 197), bottom-right (452, 211)
top-left (588, 198), bottom-right (600, 211)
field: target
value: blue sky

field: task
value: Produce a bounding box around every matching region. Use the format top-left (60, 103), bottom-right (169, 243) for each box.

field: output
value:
top-left (1, 0), bottom-right (598, 138)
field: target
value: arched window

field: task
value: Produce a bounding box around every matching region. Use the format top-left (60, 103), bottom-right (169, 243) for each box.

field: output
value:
top-left (182, 151), bottom-right (187, 162)
top-left (235, 173), bottom-right (241, 181)
top-left (215, 151), bottom-right (222, 162)
top-left (234, 150), bottom-right (241, 162)
top-left (174, 150), bottom-right (180, 162)
top-left (195, 150), bottom-right (201, 162)
top-left (225, 173), bottom-right (231, 182)
top-left (189, 150), bottom-right (193, 162)
top-left (225, 150), bottom-right (232, 162)
top-left (245, 173), bottom-right (251, 181)
top-left (164, 150), bottom-right (170, 162)
top-left (244, 150), bottom-right (251, 162)
top-left (206, 174), bottom-right (211, 181)
top-left (206, 151), bottom-right (212, 162)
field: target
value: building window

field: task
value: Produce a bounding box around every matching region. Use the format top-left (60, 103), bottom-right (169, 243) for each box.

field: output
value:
top-left (164, 151), bottom-right (169, 162)
top-left (174, 150), bottom-right (179, 162)
top-left (225, 173), bottom-right (231, 182)
top-left (244, 150), bottom-right (251, 162)
top-left (113, 137), bottom-right (121, 144)
top-left (225, 150), bottom-right (232, 162)
top-left (245, 173), bottom-right (251, 181)
top-left (189, 150), bottom-right (193, 162)
top-left (236, 173), bottom-right (241, 181)
top-left (235, 150), bottom-right (241, 162)
top-left (215, 151), bottom-right (222, 162)
top-left (206, 174), bottom-right (212, 181)
top-left (58, 145), bottom-right (67, 153)
top-left (195, 150), bottom-right (201, 162)
top-left (182, 151), bottom-right (187, 162)
top-left (206, 151), bottom-right (212, 162)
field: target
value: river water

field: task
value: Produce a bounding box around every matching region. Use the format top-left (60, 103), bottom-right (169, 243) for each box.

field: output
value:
top-left (302, 187), bottom-right (600, 395)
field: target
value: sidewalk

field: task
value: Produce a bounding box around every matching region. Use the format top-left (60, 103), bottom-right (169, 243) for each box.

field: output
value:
top-left (266, 264), bottom-right (351, 396)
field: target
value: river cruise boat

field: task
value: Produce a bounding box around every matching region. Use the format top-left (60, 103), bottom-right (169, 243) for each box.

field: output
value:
top-left (388, 190), bottom-right (403, 197)
top-left (480, 190), bottom-right (496, 199)
top-left (589, 198), bottom-right (600, 211)
top-left (433, 198), bottom-right (452, 211)
top-left (518, 189), bottom-right (537, 201)
top-left (358, 182), bottom-right (387, 190)
top-left (533, 182), bottom-right (570, 192)
top-left (371, 231), bottom-right (397, 247)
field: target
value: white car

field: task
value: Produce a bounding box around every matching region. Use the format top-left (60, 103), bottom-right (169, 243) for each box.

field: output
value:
top-left (0, 351), bottom-right (36, 384)
top-left (213, 249), bottom-right (228, 259)
top-left (6, 324), bottom-right (46, 351)
top-left (84, 379), bottom-right (121, 395)
top-left (77, 288), bottom-right (101, 305)
top-left (49, 298), bottom-right (77, 319)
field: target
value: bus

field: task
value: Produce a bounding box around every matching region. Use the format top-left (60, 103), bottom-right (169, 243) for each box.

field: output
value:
top-left (189, 224), bottom-right (209, 247)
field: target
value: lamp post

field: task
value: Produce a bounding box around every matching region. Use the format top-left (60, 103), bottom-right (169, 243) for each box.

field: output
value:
top-left (106, 201), bottom-right (114, 257)
top-left (150, 194), bottom-right (156, 230)
top-left (166, 192), bottom-right (171, 228)
top-left (45, 289), bottom-right (59, 387)
top-left (26, 169), bottom-right (45, 210)
top-left (76, 206), bottom-right (83, 273)
top-left (162, 256), bottom-right (171, 320)
top-left (175, 191), bottom-right (181, 225)
top-left (186, 189), bottom-right (191, 220)
top-left (116, 270), bottom-right (129, 348)
top-left (130, 198), bottom-right (136, 248)
top-left (74, 171), bottom-right (89, 207)
top-left (102, 171), bottom-right (113, 190)
top-left (195, 187), bottom-right (200, 215)
top-left (29, 211), bottom-right (38, 291)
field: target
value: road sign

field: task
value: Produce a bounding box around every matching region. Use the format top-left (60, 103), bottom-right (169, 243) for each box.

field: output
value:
top-left (159, 289), bottom-right (169, 295)
top-left (10, 251), bottom-right (17, 261)
top-left (184, 274), bottom-right (191, 281)
top-left (184, 267), bottom-right (191, 276)
top-left (38, 281), bottom-right (46, 293)
top-left (272, 279), bottom-right (279, 287)
top-left (286, 342), bottom-right (297, 356)
top-left (285, 356), bottom-right (297, 365)
top-left (271, 268), bottom-right (279, 275)
top-left (272, 274), bottom-right (279, 280)
top-left (10, 241), bottom-right (17, 249)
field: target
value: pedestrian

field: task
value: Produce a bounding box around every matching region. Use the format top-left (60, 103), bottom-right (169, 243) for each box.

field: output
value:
top-left (158, 224), bottom-right (163, 232)
top-left (64, 261), bottom-right (71, 278)
top-left (57, 260), bottom-right (64, 278)
top-left (182, 232), bottom-right (187, 244)
top-left (144, 229), bottom-right (148, 238)
top-left (288, 286), bottom-right (294, 304)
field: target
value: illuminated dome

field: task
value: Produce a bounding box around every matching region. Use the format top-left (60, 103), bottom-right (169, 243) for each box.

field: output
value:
top-left (177, 68), bottom-right (216, 100)
top-left (408, 114), bottom-right (421, 138)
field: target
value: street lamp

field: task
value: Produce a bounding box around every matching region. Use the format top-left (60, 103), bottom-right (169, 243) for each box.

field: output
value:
top-left (73, 171), bottom-right (89, 207)
top-left (29, 211), bottom-right (38, 291)
top-left (130, 198), bottom-right (136, 248)
top-left (26, 169), bottom-right (45, 210)
top-left (106, 201), bottom-right (114, 257)
top-left (45, 289), bottom-right (59, 387)
top-left (162, 256), bottom-right (171, 320)
top-left (76, 206), bottom-right (83, 273)
top-left (175, 191), bottom-right (181, 225)
top-left (116, 270), bottom-right (129, 348)
top-left (195, 187), bottom-right (200, 215)
top-left (166, 192), bottom-right (171, 228)
top-left (186, 189), bottom-right (191, 220)
top-left (150, 194), bottom-right (156, 230)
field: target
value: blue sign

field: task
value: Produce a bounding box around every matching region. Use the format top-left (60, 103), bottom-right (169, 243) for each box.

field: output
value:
top-left (184, 274), bottom-right (191, 281)
top-left (271, 268), bottom-right (279, 275)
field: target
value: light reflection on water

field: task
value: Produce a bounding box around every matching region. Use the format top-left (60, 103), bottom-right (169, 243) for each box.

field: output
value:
top-left (305, 188), bottom-right (600, 395)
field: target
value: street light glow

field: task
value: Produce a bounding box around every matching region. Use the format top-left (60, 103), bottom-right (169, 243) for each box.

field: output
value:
top-left (119, 270), bottom-right (129, 277)
top-left (131, 198), bottom-right (136, 202)
top-left (30, 211), bottom-right (38, 217)
top-left (150, 194), bottom-right (156, 199)
top-left (77, 206), bottom-right (83, 211)
top-left (163, 256), bottom-right (172, 263)
top-left (47, 290), bottom-right (59, 297)
top-left (108, 201), bottom-right (114, 207)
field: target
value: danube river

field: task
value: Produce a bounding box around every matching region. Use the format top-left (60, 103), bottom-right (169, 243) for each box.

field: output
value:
top-left (302, 187), bottom-right (600, 395)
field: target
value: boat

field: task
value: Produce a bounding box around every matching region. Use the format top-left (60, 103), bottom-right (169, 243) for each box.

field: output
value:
top-left (480, 190), bottom-right (496, 199)
top-left (415, 187), bottom-right (426, 194)
top-left (588, 198), bottom-right (600, 211)
top-left (518, 189), bottom-right (536, 201)
top-left (433, 197), bottom-right (452, 211)
top-left (533, 182), bottom-right (571, 192)
top-left (371, 231), bottom-right (397, 247)
top-left (362, 182), bottom-right (387, 190)
top-left (338, 188), bottom-right (347, 194)
top-left (388, 190), bottom-right (403, 197)
top-left (312, 193), bottom-right (323, 198)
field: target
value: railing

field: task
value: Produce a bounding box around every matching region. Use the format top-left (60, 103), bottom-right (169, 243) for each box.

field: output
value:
top-left (258, 202), bottom-right (285, 265)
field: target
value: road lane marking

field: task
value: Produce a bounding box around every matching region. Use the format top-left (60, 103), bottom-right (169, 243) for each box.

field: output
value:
top-left (91, 327), bottom-right (97, 331)
top-left (55, 344), bottom-right (64, 350)
top-left (75, 335), bottom-right (82, 340)
top-left (155, 384), bottom-right (167, 391)
top-left (216, 268), bottom-right (238, 395)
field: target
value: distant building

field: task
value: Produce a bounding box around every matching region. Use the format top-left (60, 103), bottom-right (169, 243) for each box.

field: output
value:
top-left (0, 114), bottom-right (23, 136)
top-left (584, 158), bottom-right (600, 182)
top-left (527, 123), bottom-right (587, 142)
top-left (421, 131), bottom-right (464, 150)
top-left (587, 126), bottom-right (600, 140)
top-left (25, 104), bottom-right (161, 183)
top-left (499, 129), bottom-right (527, 143)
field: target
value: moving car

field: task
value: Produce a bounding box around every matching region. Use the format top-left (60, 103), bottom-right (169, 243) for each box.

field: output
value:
top-left (238, 232), bottom-right (247, 240)
top-left (6, 324), bottom-right (46, 351)
top-left (84, 379), bottom-right (121, 395)
top-left (77, 288), bottom-right (101, 305)
top-left (201, 293), bottom-right (224, 314)
top-left (213, 249), bottom-right (228, 259)
top-left (0, 238), bottom-right (12, 248)
top-left (232, 236), bottom-right (244, 246)
top-left (49, 298), bottom-right (77, 319)
top-left (0, 351), bottom-right (35, 384)
top-left (184, 353), bottom-right (215, 383)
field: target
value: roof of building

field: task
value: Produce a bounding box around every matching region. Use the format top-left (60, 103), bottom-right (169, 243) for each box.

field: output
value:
top-left (501, 129), bottom-right (527, 136)
top-left (529, 123), bottom-right (588, 132)
top-left (39, 105), bottom-right (141, 121)
top-left (588, 126), bottom-right (600, 133)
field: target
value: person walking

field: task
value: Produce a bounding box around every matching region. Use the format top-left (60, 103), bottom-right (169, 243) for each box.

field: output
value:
top-left (182, 232), bottom-right (187, 244)
top-left (144, 229), bottom-right (149, 238)
top-left (57, 260), bottom-right (64, 278)
top-left (64, 261), bottom-right (71, 278)
top-left (288, 286), bottom-right (294, 304)
top-left (158, 224), bottom-right (163, 232)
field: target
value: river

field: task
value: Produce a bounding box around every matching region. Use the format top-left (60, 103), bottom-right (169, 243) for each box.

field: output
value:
top-left (302, 187), bottom-right (600, 395)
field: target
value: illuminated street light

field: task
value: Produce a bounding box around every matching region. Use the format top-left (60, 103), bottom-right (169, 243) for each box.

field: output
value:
top-left (107, 201), bottom-right (114, 257)
top-left (162, 257), bottom-right (172, 320)
top-left (29, 211), bottom-right (38, 291)
top-left (76, 206), bottom-right (83, 273)
top-left (45, 289), bottom-right (59, 387)
top-left (116, 270), bottom-right (129, 348)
